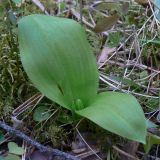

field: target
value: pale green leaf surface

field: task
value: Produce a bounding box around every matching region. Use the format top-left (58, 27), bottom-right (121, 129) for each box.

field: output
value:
top-left (12, 0), bottom-right (21, 4)
top-left (76, 92), bottom-right (147, 143)
top-left (8, 142), bottom-right (25, 155)
top-left (19, 15), bottom-right (146, 143)
top-left (18, 15), bottom-right (98, 110)
top-left (5, 154), bottom-right (20, 160)
top-left (146, 119), bottom-right (158, 129)
top-left (0, 156), bottom-right (4, 160)
top-left (144, 133), bottom-right (160, 153)
top-left (11, 0), bottom-right (23, 6)
top-left (33, 106), bottom-right (52, 122)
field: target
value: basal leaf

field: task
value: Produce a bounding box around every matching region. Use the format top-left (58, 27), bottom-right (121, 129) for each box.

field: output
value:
top-left (18, 15), bottom-right (98, 110)
top-left (18, 15), bottom-right (147, 143)
top-left (76, 92), bottom-right (147, 143)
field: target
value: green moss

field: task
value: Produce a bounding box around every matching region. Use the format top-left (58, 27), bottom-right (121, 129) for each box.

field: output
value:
top-left (48, 124), bottom-right (65, 148)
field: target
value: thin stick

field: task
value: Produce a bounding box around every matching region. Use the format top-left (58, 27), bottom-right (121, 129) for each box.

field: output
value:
top-left (31, 0), bottom-right (49, 15)
top-left (0, 121), bottom-right (79, 160)
top-left (113, 145), bottom-right (140, 160)
top-left (76, 128), bottom-right (102, 160)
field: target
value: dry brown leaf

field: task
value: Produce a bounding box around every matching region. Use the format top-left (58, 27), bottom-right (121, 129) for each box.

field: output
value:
top-left (94, 14), bottom-right (119, 33)
top-left (97, 47), bottom-right (116, 66)
top-left (135, 0), bottom-right (148, 6)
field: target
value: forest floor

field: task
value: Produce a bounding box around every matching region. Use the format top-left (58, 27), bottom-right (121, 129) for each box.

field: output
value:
top-left (0, 0), bottom-right (160, 160)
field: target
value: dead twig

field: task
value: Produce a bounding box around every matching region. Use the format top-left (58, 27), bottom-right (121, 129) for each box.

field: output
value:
top-left (0, 121), bottom-right (79, 160)
top-left (31, 0), bottom-right (49, 15)
top-left (113, 145), bottom-right (140, 160)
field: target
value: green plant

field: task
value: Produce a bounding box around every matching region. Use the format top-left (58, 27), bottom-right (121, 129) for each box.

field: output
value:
top-left (8, 142), bottom-right (25, 155)
top-left (4, 142), bottom-right (25, 160)
top-left (18, 14), bottom-right (147, 143)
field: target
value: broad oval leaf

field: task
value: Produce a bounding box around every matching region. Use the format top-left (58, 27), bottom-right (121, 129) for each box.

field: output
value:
top-left (33, 106), bottom-right (52, 122)
top-left (76, 92), bottom-right (147, 143)
top-left (18, 15), bottom-right (98, 110)
top-left (19, 14), bottom-right (147, 143)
